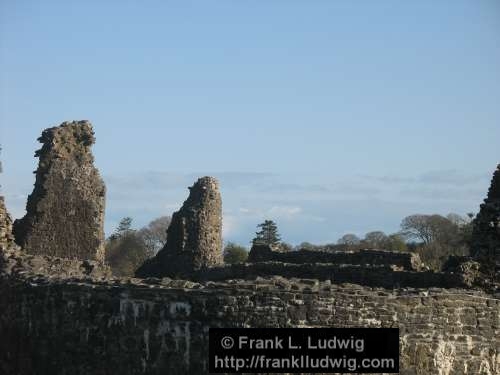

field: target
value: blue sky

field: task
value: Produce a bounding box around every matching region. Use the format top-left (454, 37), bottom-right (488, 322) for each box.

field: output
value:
top-left (1, 1), bottom-right (499, 246)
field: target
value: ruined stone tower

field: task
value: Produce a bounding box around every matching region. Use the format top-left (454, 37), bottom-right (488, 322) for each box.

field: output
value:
top-left (13, 121), bottom-right (106, 261)
top-left (136, 176), bottom-right (222, 277)
top-left (470, 164), bottom-right (500, 279)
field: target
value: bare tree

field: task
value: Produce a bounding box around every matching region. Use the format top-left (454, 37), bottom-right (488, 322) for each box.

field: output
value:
top-left (364, 231), bottom-right (388, 248)
top-left (137, 216), bottom-right (171, 255)
top-left (400, 214), bottom-right (456, 244)
top-left (446, 213), bottom-right (471, 226)
top-left (401, 214), bottom-right (462, 245)
top-left (337, 233), bottom-right (360, 246)
top-left (400, 215), bottom-right (434, 244)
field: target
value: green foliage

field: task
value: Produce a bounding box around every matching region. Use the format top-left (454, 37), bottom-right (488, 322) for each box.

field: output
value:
top-left (223, 242), bottom-right (248, 264)
top-left (361, 231), bottom-right (407, 252)
top-left (116, 217), bottom-right (133, 234)
top-left (385, 234), bottom-right (407, 252)
top-left (105, 217), bottom-right (155, 277)
top-left (108, 217), bottom-right (133, 241)
top-left (252, 220), bottom-right (282, 247)
top-left (106, 231), bottom-right (152, 277)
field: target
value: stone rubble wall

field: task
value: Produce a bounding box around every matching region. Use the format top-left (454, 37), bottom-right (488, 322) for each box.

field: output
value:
top-left (136, 176), bottom-right (222, 278)
top-left (0, 246), bottom-right (111, 280)
top-left (0, 197), bottom-right (14, 252)
top-left (0, 274), bottom-right (497, 375)
top-left (471, 164), bottom-right (500, 279)
top-left (181, 262), bottom-right (468, 289)
top-left (1, 125), bottom-right (498, 375)
top-left (12, 121), bottom-right (106, 262)
top-left (248, 244), bottom-right (423, 271)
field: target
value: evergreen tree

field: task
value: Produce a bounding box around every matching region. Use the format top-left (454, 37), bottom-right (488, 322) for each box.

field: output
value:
top-left (116, 217), bottom-right (133, 234)
top-left (252, 220), bottom-right (281, 247)
top-left (108, 217), bottom-right (133, 241)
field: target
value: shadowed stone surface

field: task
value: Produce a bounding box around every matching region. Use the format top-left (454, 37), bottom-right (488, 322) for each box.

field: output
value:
top-left (13, 121), bottom-right (106, 262)
top-left (136, 177), bottom-right (222, 278)
top-left (167, 261), bottom-right (468, 288)
top-left (471, 164), bottom-right (500, 280)
top-left (1, 155), bottom-right (15, 253)
top-left (0, 270), bottom-right (498, 375)
top-left (0, 246), bottom-right (111, 280)
top-left (248, 244), bottom-right (423, 271)
top-left (2, 127), bottom-right (498, 374)
top-left (0, 197), bottom-right (14, 252)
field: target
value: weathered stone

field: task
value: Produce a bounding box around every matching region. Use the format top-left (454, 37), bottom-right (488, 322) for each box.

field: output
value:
top-left (2, 125), bottom-right (499, 374)
top-left (13, 121), bottom-right (106, 262)
top-left (1, 151), bottom-right (15, 253)
top-left (248, 244), bottom-right (423, 271)
top-left (247, 244), bottom-right (274, 261)
top-left (0, 273), bottom-right (497, 375)
top-left (470, 164), bottom-right (500, 283)
top-left (0, 246), bottom-right (111, 279)
top-left (136, 176), bottom-right (222, 278)
top-left (179, 262), bottom-right (468, 288)
top-left (0, 197), bottom-right (15, 252)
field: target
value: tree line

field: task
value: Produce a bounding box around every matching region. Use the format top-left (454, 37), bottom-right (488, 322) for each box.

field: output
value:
top-left (106, 212), bottom-right (475, 276)
top-left (223, 213), bottom-right (475, 271)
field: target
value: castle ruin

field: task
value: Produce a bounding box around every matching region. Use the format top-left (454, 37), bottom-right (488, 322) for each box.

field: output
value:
top-left (471, 164), bottom-right (500, 280)
top-left (136, 176), bottom-right (223, 278)
top-left (12, 121), bottom-right (106, 262)
top-left (0, 123), bottom-right (498, 375)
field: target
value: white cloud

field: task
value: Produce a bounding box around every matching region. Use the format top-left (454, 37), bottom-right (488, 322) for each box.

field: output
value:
top-left (235, 205), bottom-right (303, 220)
top-left (268, 205), bottom-right (302, 218)
top-left (164, 203), bottom-right (180, 211)
top-left (4, 168), bottom-right (487, 243)
top-left (222, 214), bottom-right (238, 238)
top-left (418, 170), bottom-right (488, 185)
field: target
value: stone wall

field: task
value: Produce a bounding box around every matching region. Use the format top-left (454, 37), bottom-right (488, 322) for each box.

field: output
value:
top-left (248, 245), bottom-right (423, 271)
top-left (2, 125), bottom-right (498, 375)
top-left (13, 121), bottom-right (106, 262)
top-left (136, 177), bottom-right (222, 278)
top-left (0, 274), bottom-right (498, 375)
top-left (471, 164), bottom-right (500, 279)
top-left (0, 246), bottom-right (111, 280)
top-left (0, 197), bottom-right (14, 252)
top-left (177, 262), bottom-right (467, 289)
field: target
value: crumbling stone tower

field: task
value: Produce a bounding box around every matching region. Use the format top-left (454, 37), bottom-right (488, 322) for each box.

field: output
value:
top-left (470, 164), bottom-right (500, 279)
top-left (136, 176), bottom-right (222, 277)
top-left (13, 121), bottom-right (106, 262)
